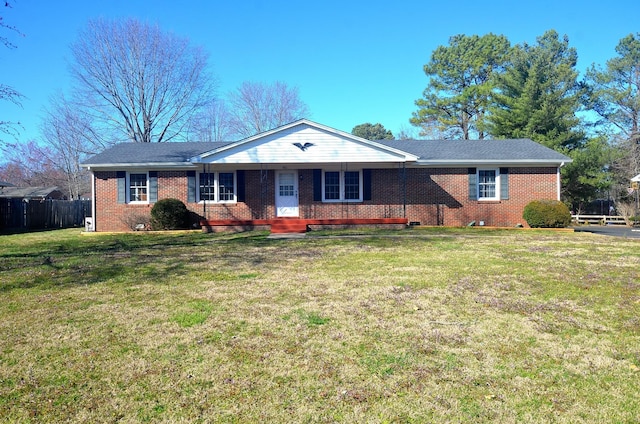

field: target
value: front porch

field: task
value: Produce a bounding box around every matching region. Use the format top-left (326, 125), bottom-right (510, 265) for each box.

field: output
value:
top-left (200, 217), bottom-right (408, 234)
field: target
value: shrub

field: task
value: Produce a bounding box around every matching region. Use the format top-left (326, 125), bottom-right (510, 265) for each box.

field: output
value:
top-left (616, 202), bottom-right (639, 227)
top-left (121, 211), bottom-right (151, 231)
top-left (150, 198), bottom-right (190, 230)
top-left (522, 200), bottom-right (572, 228)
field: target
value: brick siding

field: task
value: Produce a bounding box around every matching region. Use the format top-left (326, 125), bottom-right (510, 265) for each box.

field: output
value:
top-left (93, 167), bottom-right (559, 231)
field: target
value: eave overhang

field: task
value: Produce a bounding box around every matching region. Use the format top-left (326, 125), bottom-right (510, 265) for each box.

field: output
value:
top-left (82, 162), bottom-right (197, 171)
top-left (412, 158), bottom-right (572, 167)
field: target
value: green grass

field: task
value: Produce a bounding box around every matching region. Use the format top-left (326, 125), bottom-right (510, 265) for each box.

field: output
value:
top-left (171, 299), bottom-right (214, 327)
top-left (0, 227), bottom-right (639, 422)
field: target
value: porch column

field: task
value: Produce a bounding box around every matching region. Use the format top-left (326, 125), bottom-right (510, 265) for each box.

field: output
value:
top-left (90, 171), bottom-right (96, 231)
top-left (399, 162), bottom-right (407, 218)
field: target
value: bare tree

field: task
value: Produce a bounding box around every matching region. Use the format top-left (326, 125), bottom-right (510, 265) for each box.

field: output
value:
top-left (0, 86), bottom-right (23, 145)
top-left (0, 1), bottom-right (22, 49)
top-left (395, 124), bottom-right (423, 140)
top-left (188, 99), bottom-right (235, 141)
top-left (0, 140), bottom-right (67, 189)
top-left (41, 94), bottom-right (93, 199)
top-left (70, 17), bottom-right (216, 144)
top-left (1, 2), bottom-right (25, 147)
top-left (227, 81), bottom-right (309, 138)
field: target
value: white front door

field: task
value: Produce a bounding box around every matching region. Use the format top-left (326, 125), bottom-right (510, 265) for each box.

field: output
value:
top-left (276, 170), bottom-right (299, 217)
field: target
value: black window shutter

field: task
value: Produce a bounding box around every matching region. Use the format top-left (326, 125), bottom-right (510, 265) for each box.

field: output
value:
top-left (363, 169), bottom-right (372, 201)
top-left (117, 171), bottom-right (126, 204)
top-left (236, 170), bottom-right (245, 202)
top-left (149, 171), bottom-right (158, 203)
top-left (499, 167), bottom-right (509, 200)
top-left (468, 168), bottom-right (477, 201)
top-left (187, 171), bottom-right (196, 203)
top-left (313, 169), bottom-right (322, 201)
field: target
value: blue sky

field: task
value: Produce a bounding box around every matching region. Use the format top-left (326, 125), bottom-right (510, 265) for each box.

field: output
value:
top-left (1, 0), bottom-right (639, 153)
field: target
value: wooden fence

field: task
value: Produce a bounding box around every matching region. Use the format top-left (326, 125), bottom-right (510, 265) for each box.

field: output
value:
top-left (0, 199), bottom-right (91, 231)
top-left (572, 214), bottom-right (628, 226)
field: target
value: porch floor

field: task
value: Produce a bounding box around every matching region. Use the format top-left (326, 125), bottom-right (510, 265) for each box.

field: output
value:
top-left (200, 218), bottom-right (408, 234)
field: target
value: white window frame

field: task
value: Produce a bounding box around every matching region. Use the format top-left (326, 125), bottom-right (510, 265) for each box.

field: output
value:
top-left (322, 169), bottom-right (363, 202)
top-left (197, 171), bottom-right (237, 203)
top-left (477, 168), bottom-right (500, 201)
top-left (127, 172), bottom-right (149, 204)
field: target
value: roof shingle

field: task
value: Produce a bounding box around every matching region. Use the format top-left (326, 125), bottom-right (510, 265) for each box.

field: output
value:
top-left (82, 142), bottom-right (230, 165)
top-left (376, 139), bottom-right (570, 163)
top-left (82, 138), bottom-right (570, 167)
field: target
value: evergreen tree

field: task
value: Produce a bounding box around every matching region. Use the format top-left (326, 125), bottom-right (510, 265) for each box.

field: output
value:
top-left (561, 137), bottom-right (613, 211)
top-left (585, 33), bottom-right (640, 177)
top-left (488, 30), bottom-right (584, 150)
top-left (352, 123), bottom-right (394, 140)
top-left (411, 33), bottom-right (510, 139)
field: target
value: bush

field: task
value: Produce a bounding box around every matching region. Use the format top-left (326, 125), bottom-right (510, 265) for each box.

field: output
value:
top-left (616, 202), bottom-right (639, 227)
top-left (121, 211), bottom-right (151, 231)
top-left (523, 200), bottom-right (572, 228)
top-left (150, 198), bottom-right (190, 230)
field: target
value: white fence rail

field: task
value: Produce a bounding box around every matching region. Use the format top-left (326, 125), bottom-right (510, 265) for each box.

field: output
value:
top-left (572, 214), bottom-right (628, 225)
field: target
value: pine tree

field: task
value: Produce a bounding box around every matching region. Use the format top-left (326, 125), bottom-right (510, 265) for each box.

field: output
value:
top-left (351, 123), bottom-right (394, 140)
top-left (411, 33), bottom-right (510, 139)
top-left (488, 30), bottom-right (584, 150)
top-left (585, 33), bottom-right (640, 176)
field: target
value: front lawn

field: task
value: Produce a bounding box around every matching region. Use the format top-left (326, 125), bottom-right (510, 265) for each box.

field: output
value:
top-left (1, 228), bottom-right (638, 422)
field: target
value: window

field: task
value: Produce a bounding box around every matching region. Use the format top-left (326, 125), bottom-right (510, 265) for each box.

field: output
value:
top-left (199, 172), bottom-right (215, 201)
top-left (324, 171), bottom-right (340, 200)
top-left (219, 172), bottom-right (234, 201)
top-left (323, 170), bottom-right (362, 202)
top-left (344, 171), bottom-right (360, 200)
top-left (278, 172), bottom-right (295, 197)
top-left (129, 173), bottom-right (148, 202)
top-left (198, 172), bottom-right (236, 203)
top-left (478, 169), bottom-right (498, 200)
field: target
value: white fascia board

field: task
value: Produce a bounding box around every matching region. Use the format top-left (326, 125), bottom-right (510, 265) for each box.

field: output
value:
top-left (413, 159), bottom-right (572, 167)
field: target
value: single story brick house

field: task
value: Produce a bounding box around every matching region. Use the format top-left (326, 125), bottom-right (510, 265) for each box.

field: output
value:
top-left (81, 119), bottom-right (571, 232)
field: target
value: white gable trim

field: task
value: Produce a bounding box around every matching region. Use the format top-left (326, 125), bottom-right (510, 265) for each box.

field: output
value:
top-left (191, 119), bottom-right (418, 165)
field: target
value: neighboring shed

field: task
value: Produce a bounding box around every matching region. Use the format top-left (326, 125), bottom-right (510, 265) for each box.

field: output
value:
top-left (0, 187), bottom-right (90, 230)
top-left (0, 186), bottom-right (65, 200)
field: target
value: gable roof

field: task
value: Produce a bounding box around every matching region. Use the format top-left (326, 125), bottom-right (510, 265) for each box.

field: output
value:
top-left (82, 120), bottom-right (419, 168)
top-left (193, 119), bottom-right (418, 164)
top-left (82, 119), bottom-right (571, 169)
